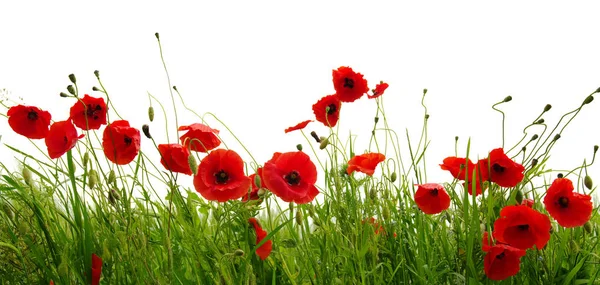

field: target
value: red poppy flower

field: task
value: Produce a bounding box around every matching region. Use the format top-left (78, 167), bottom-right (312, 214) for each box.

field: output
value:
top-left (312, 94), bottom-right (342, 127)
top-left (242, 168), bottom-right (265, 202)
top-left (284, 120), bottom-right (313, 133)
top-left (414, 183), bottom-right (451, 214)
top-left (332, 66), bottom-right (369, 103)
top-left (45, 120), bottom-right (84, 159)
top-left (178, 123), bottom-right (221, 153)
top-left (493, 205), bottom-right (551, 250)
top-left (102, 120), bottom-right (141, 165)
top-left (194, 149), bottom-right (251, 202)
top-left (262, 151), bottom-right (319, 204)
top-left (347, 152), bottom-right (386, 176)
top-left (483, 243), bottom-right (526, 281)
top-left (440, 157), bottom-right (476, 181)
top-left (91, 253), bottom-right (102, 285)
top-left (69, 94), bottom-right (107, 130)
top-left (479, 148), bottom-right (525, 188)
top-left (248, 217), bottom-right (273, 260)
top-left (158, 144), bottom-right (192, 175)
top-left (543, 177), bottom-right (593, 228)
top-left (362, 217), bottom-right (385, 235)
top-left (367, 81), bottom-right (389, 99)
top-left (7, 105), bottom-right (52, 139)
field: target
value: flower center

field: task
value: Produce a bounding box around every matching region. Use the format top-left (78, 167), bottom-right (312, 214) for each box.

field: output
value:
top-left (429, 188), bottom-right (439, 196)
top-left (343, 77), bottom-right (354, 89)
top-left (327, 104), bottom-right (337, 114)
top-left (215, 170), bottom-right (229, 184)
top-left (27, 110), bottom-right (38, 120)
top-left (492, 163), bottom-right (505, 173)
top-left (496, 252), bottom-right (506, 260)
top-left (86, 104), bottom-right (103, 120)
top-left (558, 196), bottom-right (569, 208)
top-left (285, 171), bottom-right (301, 185)
top-left (124, 136), bottom-right (132, 146)
top-left (517, 224), bottom-right (529, 231)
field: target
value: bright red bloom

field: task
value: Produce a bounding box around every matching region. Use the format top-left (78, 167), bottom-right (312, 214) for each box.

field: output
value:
top-left (362, 217), bottom-right (385, 235)
top-left (347, 152), bottom-right (386, 176)
top-left (483, 243), bottom-right (526, 281)
top-left (367, 81), bottom-right (389, 99)
top-left (194, 149), bottom-right (251, 202)
top-left (312, 94), bottom-right (341, 127)
top-left (285, 120), bottom-right (313, 133)
top-left (102, 120), bottom-right (141, 165)
top-left (543, 177), bottom-right (593, 228)
top-left (69, 94), bottom-right (107, 130)
top-left (45, 120), bottom-right (84, 159)
top-left (158, 144), bottom-right (192, 175)
top-left (248, 217), bottom-right (273, 260)
top-left (440, 157), bottom-right (475, 181)
top-left (91, 253), bottom-right (102, 285)
top-left (7, 105), bottom-right (52, 139)
top-left (332, 66), bottom-right (369, 103)
top-left (262, 151), bottom-right (319, 204)
top-left (243, 168), bottom-right (265, 202)
top-left (178, 123), bottom-right (221, 153)
top-left (414, 183), bottom-right (451, 214)
top-left (493, 205), bottom-right (551, 250)
top-left (479, 148), bottom-right (525, 188)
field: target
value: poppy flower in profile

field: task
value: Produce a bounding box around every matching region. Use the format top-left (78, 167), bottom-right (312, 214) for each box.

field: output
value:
top-left (69, 94), bottom-right (107, 130)
top-left (332, 66), bottom-right (369, 103)
top-left (543, 177), bottom-right (593, 228)
top-left (312, 94), bottom-right (342, 127)
top-left (367, 81), bottom-right (389, 99)
top-left (102, 120), bottom-right (141, 165)
top-left (284, 120), bottom-right (313, 133)
top-left (7, 105), bottom-right (52, 139)
top-left (440, 157), bottom-right (475, 181)
top-left (158, 144), bottom-right (192, 175)
top-left (248, 217), bottom-right (273, 260)
top-left (45, 120), bottom-right (84, 159)
top-left (479, 148), bottom-right (525, 188)
top-left (483, 241), bottom-right (526, 281)
top-left (262, 151), bottom-right (319, 204)
top-left (493, 205), bottom-right (551, 250)
top-left (347, 152), bottom-right (386, 176)
top-left (91, 253), bottom-right (102, 285)
top-left (178, 123), bottom-right (221, 153)
top-left (243, 168), bottom-right (265, 202)
top-left (194, 149), bottom-right (251, 202)
top-left (414, 183), bottom-right (451, 214)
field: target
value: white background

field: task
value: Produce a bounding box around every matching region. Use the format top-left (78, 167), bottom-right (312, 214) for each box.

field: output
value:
top-left (1, 1), bottom-right (599, 201)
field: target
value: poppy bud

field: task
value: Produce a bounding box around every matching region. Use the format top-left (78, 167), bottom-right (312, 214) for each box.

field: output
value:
top-left (58, 260), bottom-right (68, 277)
top-left (369, 188), bottom-right (377, 200)
top-left (88, 169), bottom-right (98, 190)
top-left (382, 207), bottom-right (391, 221)
top-left (148, 106), bottom-right (155, 122)
top-left (425, 114), bottom-right (430, 120)
top-left (108, 188), bottom-right (120, 205)
top-left (515, 190), bottom-right (523, 205)
top-left (308, 204), bottom-right (315, 218)
top-left (68, 73), bottom-right (76, 84)
top-left (535, 118), bottom-right (545, 124)
top-left (310, 131), bottom-right (321, 143)
top-left (173, 86), bottom-right (178, 91)
top-left (60, 92), bottom-right (70, 98)
top-left (92, 86), bottom-right (101, 92)
top-left (257, 188), bottom-right (267, 197)
top-left (188, 154), bottom-right (198, 176)
top-left (553, 134), bottom-right (561, 141)
top-left (584, 175), bottom-right (593, 190)
top-left (390, 172), bottom-right (397, 182)
top-left (583, 95), bottom-right (594, 105)
top-left (543, 104), bottom-right (552, 112)
top-left (374, 116), bottom-right (379, 124)
top-left (67, 85), bottom-right (76, 95)
top-left (423, 88), bottom-right (428, 95)
top-left (594, 145), bottom-right (599, 153)
top-left (83, 152), bottom-right (90, 167)
top-left (289, 202), bottom-right (294, 214)
top-left (2, 202), bottom-right (13, 220)
top-left (557, 173), bottom-right (564, 178)
top-left (531, 158), bottom-right (538, 168)
top-left (319, 137), bottom-right (329, 149)
top-left (254, 174), bottom-right (262, 189)
top-left (569, 240), bottom-right (580, 253)
top-left (296, 144), bottom-right (303, 151)
top-left (94, 70), bottom-right (100, 78)
top-left (455, 136), bottom-right (459, 142)
top-left (444, 212), bottom-right (451, 224)
top-left (107, 170), bottom-right (116, 185)
top-left (503, 96), bottom-right (512, 102)
top-left (521, 146), bottom-right (526, 152)
top-left (296, 209), bottom-right (303, 225)
top-left (22, 166), bottom-right (32, 185)
top-left (234, 249), bottom-right (245, 256)
top-left (155, 32), bottom-right (160, 39)
top-left (531, 134), bottom-right (539, 141)
top-left (142, 124), bottom-right (152, 139)
top-left (584, 221), bottom-right (593, 234)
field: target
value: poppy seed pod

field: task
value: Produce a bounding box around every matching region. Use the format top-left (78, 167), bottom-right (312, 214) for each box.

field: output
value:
top-left (94, 70), bottom-right (100, 78)
top-left (60, 92), bottom-right (69, 98)
top-left (67, 85), bottom-right (76, 95)
top-left (92, 86), bottom-right (101, 91)
top-left (257, 188), bottom-right (267, 197)
top-left (68, 74), bottom-right (76, 84)
top-left (584, 175), bottom-right (593, 190)
top-left (535, 118), bottom-right (545, 124)
top-left (374, 116), bottom-right (379, 124)
top-left (148, 106), bottom-right (155, 122)
top-left (583, 95), bottom-right (594, 105)
top-left (543, 104), bottom-right (552, 112)
top-left (296, 144), bottom-right (303, 151)
top-left (594, 145), bottom-right (599, 153)
top-left (155, 32), bottom-right (160, 39)
top-left (142, 124), bottom-right (152, 139)
top-left (503, 96), bottom-right (512, 102)
top-left (531, 134), bottom-right (539, 141)
top-left (553, 134), bottom-right (561, 141)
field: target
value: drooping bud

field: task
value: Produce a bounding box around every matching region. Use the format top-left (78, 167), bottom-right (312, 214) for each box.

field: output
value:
top-left (67, 85), bottom-right (76, 95)
top-left (319, 137), bottom-right (329, 149)
top-left (515, 190), bottom-right (524, 205)
top-left (369, 188), bottom-right (377, 200)
top-left (2, 202), bottom-right (13, 220)
top-left (390, 172), bottom-right (397, 183)
top-left (108, 188), bottom-right (120, 205)
top-left (535, 118), bottom-right (545, 124)
top-left (583, 221), bottom-right (593, 234)
top-left (257, 188), bottom-right (267, 197)
top-left (88, 169), bottom-right (98, 190)
top-left (102, 239), bottom-right (112, 261)
top-left (83, 152), bottom-right (90, 168)
top-left (22, 166), bottom-right (32, 185)
top-left (254, 174), bottom-right (262, 189)
top-left (173, 86), bottom-right (178, 91)
top-left (234, 249), bottom-right (245, 256)
top-left (584, 175), bottom-right (593, 190)
top-left (503, 96), bottom-right (512, 103)
top-left (107, 170), bottom-right (116, 185)
top-left (583, 95), bottom-right (594, 105)
top-left (295, 209), bottom-right (303, 225)
top-left (382, 207), bottom-right (391, 221)
top-left (296, 144), bottom-right (303, 151)
top-left (531, 134), bottom-right (539, 141)
top-left (60, 92), bottom-right (69, 98)
top-left (280, 239), bottom-right (297, 248)
top-left (543, 104), bottom-right (552, 112)
top-left (188, 154), bottom-right (198, 176)
top-left (68, 74), bottom-right (77, 84)
top-left (142, 124), bottom-right (152, 139)
top-left (307, 204), bottom-right (315, 217)
top-left (148, 106), bottom-right (155, 122)
top-left (569, 240), bottom-right (581, 253)
top-left (310, 131), bottom-right (321, 143)
top-left (92, 86), bottom-right (101, 91)
top-left (58, 259), bottom-right (69, 277)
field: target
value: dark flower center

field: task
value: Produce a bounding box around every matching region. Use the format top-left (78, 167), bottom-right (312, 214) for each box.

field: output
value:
top-left (492, 163), bottom-right (505, 173)
top-left (343, 77), bottom-right (354, 89)
top-left (86, 104), bottom-right (103, 120)
top-left (496, 251), bottom-right (506, 260)
top-left (215, 170), bottom-right (229, 184)
top-left (558, 196), bottom-right (569, 208)
top-left (285, 171), bottom-right (301, 185)
top-left (124, 136), bottom-right (132, 146)
top-left (27, 110), bottom-right (38, 120)
top-left (429, 188), bottom-right (439, 196)
top-left (517, 224), bottom-right (529, 231)
top-left (327, 104), bottom-right (337, 114)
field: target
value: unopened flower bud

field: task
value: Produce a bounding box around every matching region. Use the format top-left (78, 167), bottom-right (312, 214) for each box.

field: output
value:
top-left (553, 134), bottom-right (561, 141)
top-left (234, 249), bottom-right (245, 256)
top-left (22, 166), bottom-right (32, 185)
top-left (515, 190), bottom-right (523, 205)
top-left (58, 260), bottom-right (68, 277)
top-left (308, 204), bottom-right (315, 217)
top-left (257, 188), bottom-right (267, 197)
top-left (531, 134), bottom-right (539, 141)
top-left (2, 203), bottom-right (13, 220)
top-left (521, 146), bottom-right (526, 152)
top-left (310, 131), bottom-right (321, 143)
top-left (543, 104), bottom-right (552, 112)
top-left (83, 152), bottom-right (90, 168)
top-left (142, 124), bottom-right (152, 139)
top-left (583, 221), bottom-right (593, 234)
top-left (155, 32), bottom-right (160, 39)
top-left (68, 74), bottom-right (77, 84)
top-left (390, 172), bottom-right (397, 183)
top-left (594, 145), bottom-right (599, 153)
top-left (382, 207), bottom-right (391, 220)
top-left (455, 136), bottom-right (459, 142)
top-left (172, 86), bottom-right (178, 91)
top-left (60, 92), bottom-right (69, 98)
top-left (425, 114), bottom-right (430, 120)
top-left (369, 188), bottom-right (377, 200)
top-left (67, 85), bottom-right (76, 95)
top-left (584, 175), bottom-right (593, 190)
top-left (254, 174), bottom-right (262, 189)
top-left (88, 169), bottom-right (98, 189)
top-left (319, 137), bottom-right (329, 149)
top-left (423, 88), bottom-right (428, 95)
top-left (108, 188), bottom-right (120, 205)
top-left (188, 154), bottom-right (198, 176)
top-left (94, 70), bottom-right (100, 78)
top-left (148, 106), bottom-right (155, 122)
top-left (535, 118), bottom-right (545, 124)
top-left (92, 86), bottom-right (101, 91)
top-left (503, 96), bottom-right (512, 103)
top-left (107, 170), bottom-right (116, 185)
top-left (289, 202), bottom-right (294, 214)
top-left (569, 240), bottom-right (580, 253)
top-left (296, 209), bottom-right (303, 225)
top-left (531, 158), bottom-right (538, 168)
top-left (583, 95), bottom-right (594, 105)
top-left (296, 144), bottom-right (303, 151)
